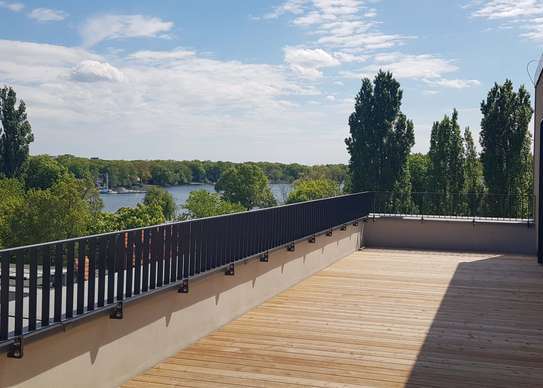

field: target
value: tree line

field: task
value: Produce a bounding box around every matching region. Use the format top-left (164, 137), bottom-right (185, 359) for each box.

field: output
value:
top-left (54, 154), bottom-right (347, 188)
top-left (346, 72), bottom-right (534, 218)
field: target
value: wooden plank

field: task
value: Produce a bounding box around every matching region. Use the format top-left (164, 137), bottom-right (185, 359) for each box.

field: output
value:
top-left (123, 249), bottom-right (543, 388)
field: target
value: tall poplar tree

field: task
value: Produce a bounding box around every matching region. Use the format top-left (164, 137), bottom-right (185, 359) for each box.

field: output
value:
top-left (0, 87), bottom-right (34, 178)
top-left (463, 127), bottom-right (484, 215)
top-left (345, 71), bottom-right (414, 196)
top-left (427, 109), bottom-right (465, 213)
top-left (480, 80), bottom-right (532, 216)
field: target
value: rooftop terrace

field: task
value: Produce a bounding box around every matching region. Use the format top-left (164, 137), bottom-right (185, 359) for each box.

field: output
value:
top-left (123, 248), bottom-right (543, 388)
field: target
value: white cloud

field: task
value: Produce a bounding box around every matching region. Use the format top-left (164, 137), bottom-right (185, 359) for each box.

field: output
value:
top-left (128, 49), bottom-right (195, 62)
top-left (424, 78), bottom-right (481, 89)
top-left (470, 0), bottom-right (543, 42)
top-left (80, 14), bottom-right (174, 47)
top-left (0, 40), bottom-right (349, 163)
top-left (263, 0), bottom-right (308, 19)
top-left (339, 53), bottom-right (480, 89)
top-left (70, 60), bottom-right (124, 82)
top-left (284, 46), bottom-right (340, 78)
top-left (0, 1), bottom-right (23, 12)
top-left (29, 8), bottom-right (67, 22)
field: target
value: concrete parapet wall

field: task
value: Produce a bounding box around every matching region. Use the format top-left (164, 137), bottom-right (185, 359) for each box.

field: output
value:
top-left (363, 216), bottom-right (535, 255)
top-left (0, 225), bottom-right (362, 388)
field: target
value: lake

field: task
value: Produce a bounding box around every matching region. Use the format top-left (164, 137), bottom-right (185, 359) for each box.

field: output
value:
top-left (100, 183), bottom-right (293, 213)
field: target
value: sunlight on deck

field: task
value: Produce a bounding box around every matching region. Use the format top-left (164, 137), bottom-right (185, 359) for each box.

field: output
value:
top-left (122, 249), bottom-right (543, 387)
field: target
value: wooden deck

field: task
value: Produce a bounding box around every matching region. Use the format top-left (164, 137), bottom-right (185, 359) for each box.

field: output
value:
top-left (123, 249), bottom-right (543, 387)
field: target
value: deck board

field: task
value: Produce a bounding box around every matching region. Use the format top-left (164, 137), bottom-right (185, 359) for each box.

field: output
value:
top-left (122, 249), bottom-right (543, 387)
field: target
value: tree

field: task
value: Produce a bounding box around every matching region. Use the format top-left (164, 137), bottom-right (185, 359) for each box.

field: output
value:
top-left (480, 80), bottom-right (533, 216)
top-left (0, 178), bottom-right (24, 248)
top-left (24, 155), bottom-right (68, 190)
top-left (286, 179), bottom-right (341, 204)
top-left (0, 87), bottom-right (34, 178)
top-left (345, 71), bottom-right (414, 193)
top-left (144, 186), bottom-right (176, 220)
top-left (463, 127), bottom-right (485, 216)
top-left (7, 176), bottom-right (93, 247)
top-left (182, 190), bottom-right (245, 219)
top-left (427, 109), bottom-right (465, 213)
top-left (215, 164), bottom-right (277, 209)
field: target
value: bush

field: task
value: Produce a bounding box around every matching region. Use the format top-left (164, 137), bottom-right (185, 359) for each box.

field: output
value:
top-left (144, 186), bottom-right (176, 220)
top-left (182, 190), bottom-right (245, 219)
top-left (286, 178), bottom-right (341, 204)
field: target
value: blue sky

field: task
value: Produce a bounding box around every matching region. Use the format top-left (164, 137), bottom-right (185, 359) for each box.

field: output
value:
top-left (0, 0), bottom-right (540, 164)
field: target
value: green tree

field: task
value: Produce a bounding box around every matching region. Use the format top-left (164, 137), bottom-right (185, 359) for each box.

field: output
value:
top-left (182, 190), bottom-right (245, 219)
top-left (24, 155), bottom-right (68, 190)
top-left (463, 127), bottom-right (485, 216)
top-left (215, 164), bottom-right (276, 209)
top-left (480, 80), bottom-right (533, 217)
top-left (115, 203), bottom-right (165, 229)
top-left (0, 87), bottom-right (34, 178)
top-left (0, 178), bottom-right (24, 248)
top-left (286, 179), bottom-right (341, 204)
top-left (427, 109), bottom-right (465, 213)
top-left (144, 186), bottom-right (176, 220)
top-left (7, 176), bottom-right (93, 246)
top-left (345, 71), bottom-right (414, 193)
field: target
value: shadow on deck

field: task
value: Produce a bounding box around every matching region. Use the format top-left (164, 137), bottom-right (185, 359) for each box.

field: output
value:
top-left (406, 253), bottom-right (543, 387)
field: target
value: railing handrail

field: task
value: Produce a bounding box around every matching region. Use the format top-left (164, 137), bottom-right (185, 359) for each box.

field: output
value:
top-left (0, 192), bottom-right (373, 357)
top-left (0, 192), bottom-right (371, 254)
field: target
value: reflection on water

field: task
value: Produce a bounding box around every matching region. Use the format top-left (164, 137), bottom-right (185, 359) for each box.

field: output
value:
top-left (100, 183), bottom-right (292, 213)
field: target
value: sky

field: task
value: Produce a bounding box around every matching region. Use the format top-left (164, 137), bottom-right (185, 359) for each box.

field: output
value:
top-left (0, 0), bottom-right (541, 164)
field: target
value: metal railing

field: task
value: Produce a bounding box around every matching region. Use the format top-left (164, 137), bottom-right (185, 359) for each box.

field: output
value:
top-left (371, 191), bottom-right (534, 222)
top-left (0, 192), bottom-right (372, 358)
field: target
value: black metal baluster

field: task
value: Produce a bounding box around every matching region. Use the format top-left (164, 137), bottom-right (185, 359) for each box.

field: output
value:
top-left (164, 225), bottom-right (171, 285)
top-left (65, 241), bottom-right (75, 319)
top-left (54, 243), bottom-right (63, 323)
top-left (41, 246), bottom-right (51, 326)
top-left (142, 229), bottom-right (150, 292)
top-left (0, 252), bottom-right (9, 340)
top-left (150, 229), bottom-right (157, 289)
top-left (157, 227), bottom-right (164, 287)
top-left (116, 233), bottom-right (125, 301)
top-left (126, 231), bottom-right (134, 298)
top-left (14, 250), bottom-right (24, 335)
top-left (107, 235), bottom-right (116, 304)
top-left (88, 238), bottom-right (97, 311)
top-left (77, 239), bottom-right (86, 315)
top-left (171, 224), bottom-right (178, 282)
top-left (28, 247), bottom-right (38, 331)
top-left (134, 230), bottom-right (142, 294)
top-left (182, 223), bottom-right (190, 279)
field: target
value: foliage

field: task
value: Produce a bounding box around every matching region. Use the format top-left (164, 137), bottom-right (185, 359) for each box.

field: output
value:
top-left (88, 204), bottom-right (165, 235)
top-left (7, 176), bottom-right (93, 246)
top-left (427, 109), bottom-right (465, 211)
top-left (0, 86), bottom-right (34, 178)
top-left (480, 80), bottom-right (533, 215)
top-left (216, 164), bottom-right (277, 209)
top-left (286, 179), bottom-right (341, 204)
top-left (24, 154), bottom-right (68, 190)
top-left (182, 190), bottom-right (245, 219)
top-left (345, 71), bottom-right (414, 193)
top-left (144, 186), bottom-right (177, 220)
top-left (407, 153), bottom-right (429, 193)
top-left (0, 178), bottom-right (24, 248)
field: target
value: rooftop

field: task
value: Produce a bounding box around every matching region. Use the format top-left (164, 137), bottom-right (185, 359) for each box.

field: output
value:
top-left (123, 248), bottom-right (543, 387)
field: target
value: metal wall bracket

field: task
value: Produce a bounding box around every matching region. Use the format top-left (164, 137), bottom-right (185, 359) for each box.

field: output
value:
top-left (225, 264), bottom-right (235, 276)
top-left (259, 253), bottom-right (269, 262)
top-left (7, 336), bottom-right (23, 359)
top-left (110, 302), bottom-right (123, 320)
top-left (340, 225), bottom-right (347, 231)
top-left (353, 221), bottom-right (359, 227)
top-left (326, 230), bottom-right (333, 237)
top-left (308, 236), bottom-right (316, 243)
top-left (178, 279), bottom-right (189, 293)
top-left (287, 243), bottom-right (295, 252)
